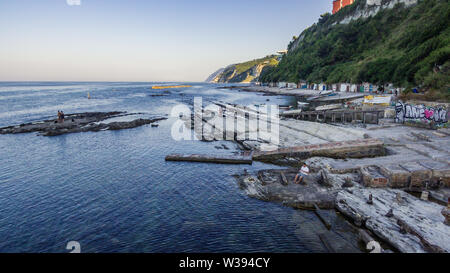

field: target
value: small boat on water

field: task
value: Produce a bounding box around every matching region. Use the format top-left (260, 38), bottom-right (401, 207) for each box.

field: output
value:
top-left (151, 85), bottom-right (192, 90)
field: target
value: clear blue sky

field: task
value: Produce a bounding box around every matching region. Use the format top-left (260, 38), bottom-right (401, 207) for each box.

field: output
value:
top-left (0, 0), bottom-right (331, 82)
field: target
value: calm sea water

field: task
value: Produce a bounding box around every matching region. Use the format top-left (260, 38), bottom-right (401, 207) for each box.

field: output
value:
top-left (0, 82), bottom-right (361, 253)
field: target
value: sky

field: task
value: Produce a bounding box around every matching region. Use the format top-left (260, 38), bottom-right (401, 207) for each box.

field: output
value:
top-left (0, 0), bottom-right (332, 82)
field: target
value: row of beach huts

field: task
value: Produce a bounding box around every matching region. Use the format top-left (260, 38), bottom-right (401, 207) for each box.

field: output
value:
top-left (259, 81), bottom-right (404, 94)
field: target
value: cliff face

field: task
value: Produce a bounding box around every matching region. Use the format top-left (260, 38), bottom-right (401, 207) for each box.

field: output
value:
top-left (206, 55), bottom-right (279, 83)
top-left (205, 68), bottom-right (225, 83)
top-left (289, 0), bottom-right (418, 52)
top-left (338, 0), bottom-right (418, 24)
top-left (259, 0), bottom-right (449, 97)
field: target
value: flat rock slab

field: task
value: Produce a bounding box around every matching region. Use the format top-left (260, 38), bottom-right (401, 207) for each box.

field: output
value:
top-left (0, 112), bottom-right (167, 136)
top-left (336, 188), bottom-right (450, 253)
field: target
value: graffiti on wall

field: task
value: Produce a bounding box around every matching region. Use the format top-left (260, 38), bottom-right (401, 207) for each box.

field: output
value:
top-left (395, 101), bottom-right (448, 127)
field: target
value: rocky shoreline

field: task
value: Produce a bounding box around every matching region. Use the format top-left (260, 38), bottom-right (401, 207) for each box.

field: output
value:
top-left (212, 86), bottom-right (450, 253)
top-left (0, 112), bottom-right (167, 136)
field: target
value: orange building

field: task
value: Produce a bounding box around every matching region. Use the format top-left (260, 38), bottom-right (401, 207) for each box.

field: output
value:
top-left (332, 0), bottom-right (355, 14)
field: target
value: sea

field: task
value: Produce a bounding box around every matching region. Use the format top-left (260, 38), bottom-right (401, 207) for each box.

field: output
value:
top-left (0, 82), bottom-right (361, 253)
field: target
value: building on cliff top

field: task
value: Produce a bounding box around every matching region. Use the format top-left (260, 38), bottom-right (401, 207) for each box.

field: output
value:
top-left (332, 0), bottom-right (355, 14)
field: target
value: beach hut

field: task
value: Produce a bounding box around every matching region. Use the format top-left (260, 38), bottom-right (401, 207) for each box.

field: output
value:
top-left (350, 84), bottom-right (358, 93)
top-left (332, 84), bottom-right (338, 92)
top-left (363, 83), bottom-right (371, 93)
top-left (363, 83), bottom-right (378, 93)
top-left (319, 83), bottom-right (327, 91)
top-left (340, 83), bottom-right (350, 92)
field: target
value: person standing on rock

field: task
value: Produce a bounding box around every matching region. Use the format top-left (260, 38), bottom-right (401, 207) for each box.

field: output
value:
top-left (57, 111), bottom-right (61, 123)
top-left (294, 163), bottom-right (310, 185)
top-left (60, 111), bottom-right (65, 123)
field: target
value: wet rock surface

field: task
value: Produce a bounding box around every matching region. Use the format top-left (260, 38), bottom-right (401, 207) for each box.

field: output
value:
top-left (0, 112), bottom-right (167, 136)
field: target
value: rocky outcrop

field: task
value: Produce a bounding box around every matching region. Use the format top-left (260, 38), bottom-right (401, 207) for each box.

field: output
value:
top-left (205, 67), bottom-right (225, 83)
top-left (237, 168), bottom-right (362, 209)
top-left (207, 56), bottom-right (278, 83)
top-left (0, 112), bottom-right (167, 136)
top-left (336, 188), bottom-right (450, 253)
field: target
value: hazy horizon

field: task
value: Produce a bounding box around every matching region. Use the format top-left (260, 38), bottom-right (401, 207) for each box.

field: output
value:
top-left (0, 0), bottom-right (331, 82)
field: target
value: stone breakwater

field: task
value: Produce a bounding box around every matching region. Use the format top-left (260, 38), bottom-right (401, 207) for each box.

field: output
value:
top-left (253, 139), bottom-right (385, 162)
top-left (0, 112), bottom-right (167, 136)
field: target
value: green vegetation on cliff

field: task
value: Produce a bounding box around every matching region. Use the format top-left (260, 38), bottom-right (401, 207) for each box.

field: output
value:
top-left (209, 55), bottom-right (279, 83)
top-left (260, 0), bottom-right (449, 100)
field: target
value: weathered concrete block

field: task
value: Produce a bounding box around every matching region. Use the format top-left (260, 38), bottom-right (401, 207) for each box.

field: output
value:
top-left (380, 164), bottom-right (411, 188)
top-left (253, 139), bottom-right (385, 162)
top-left (400, 162), bottom-right (432, 189)
top-left (361, 166), bottom-right (389, 188)
top-left (419, 160), bottom-right (450, 188)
